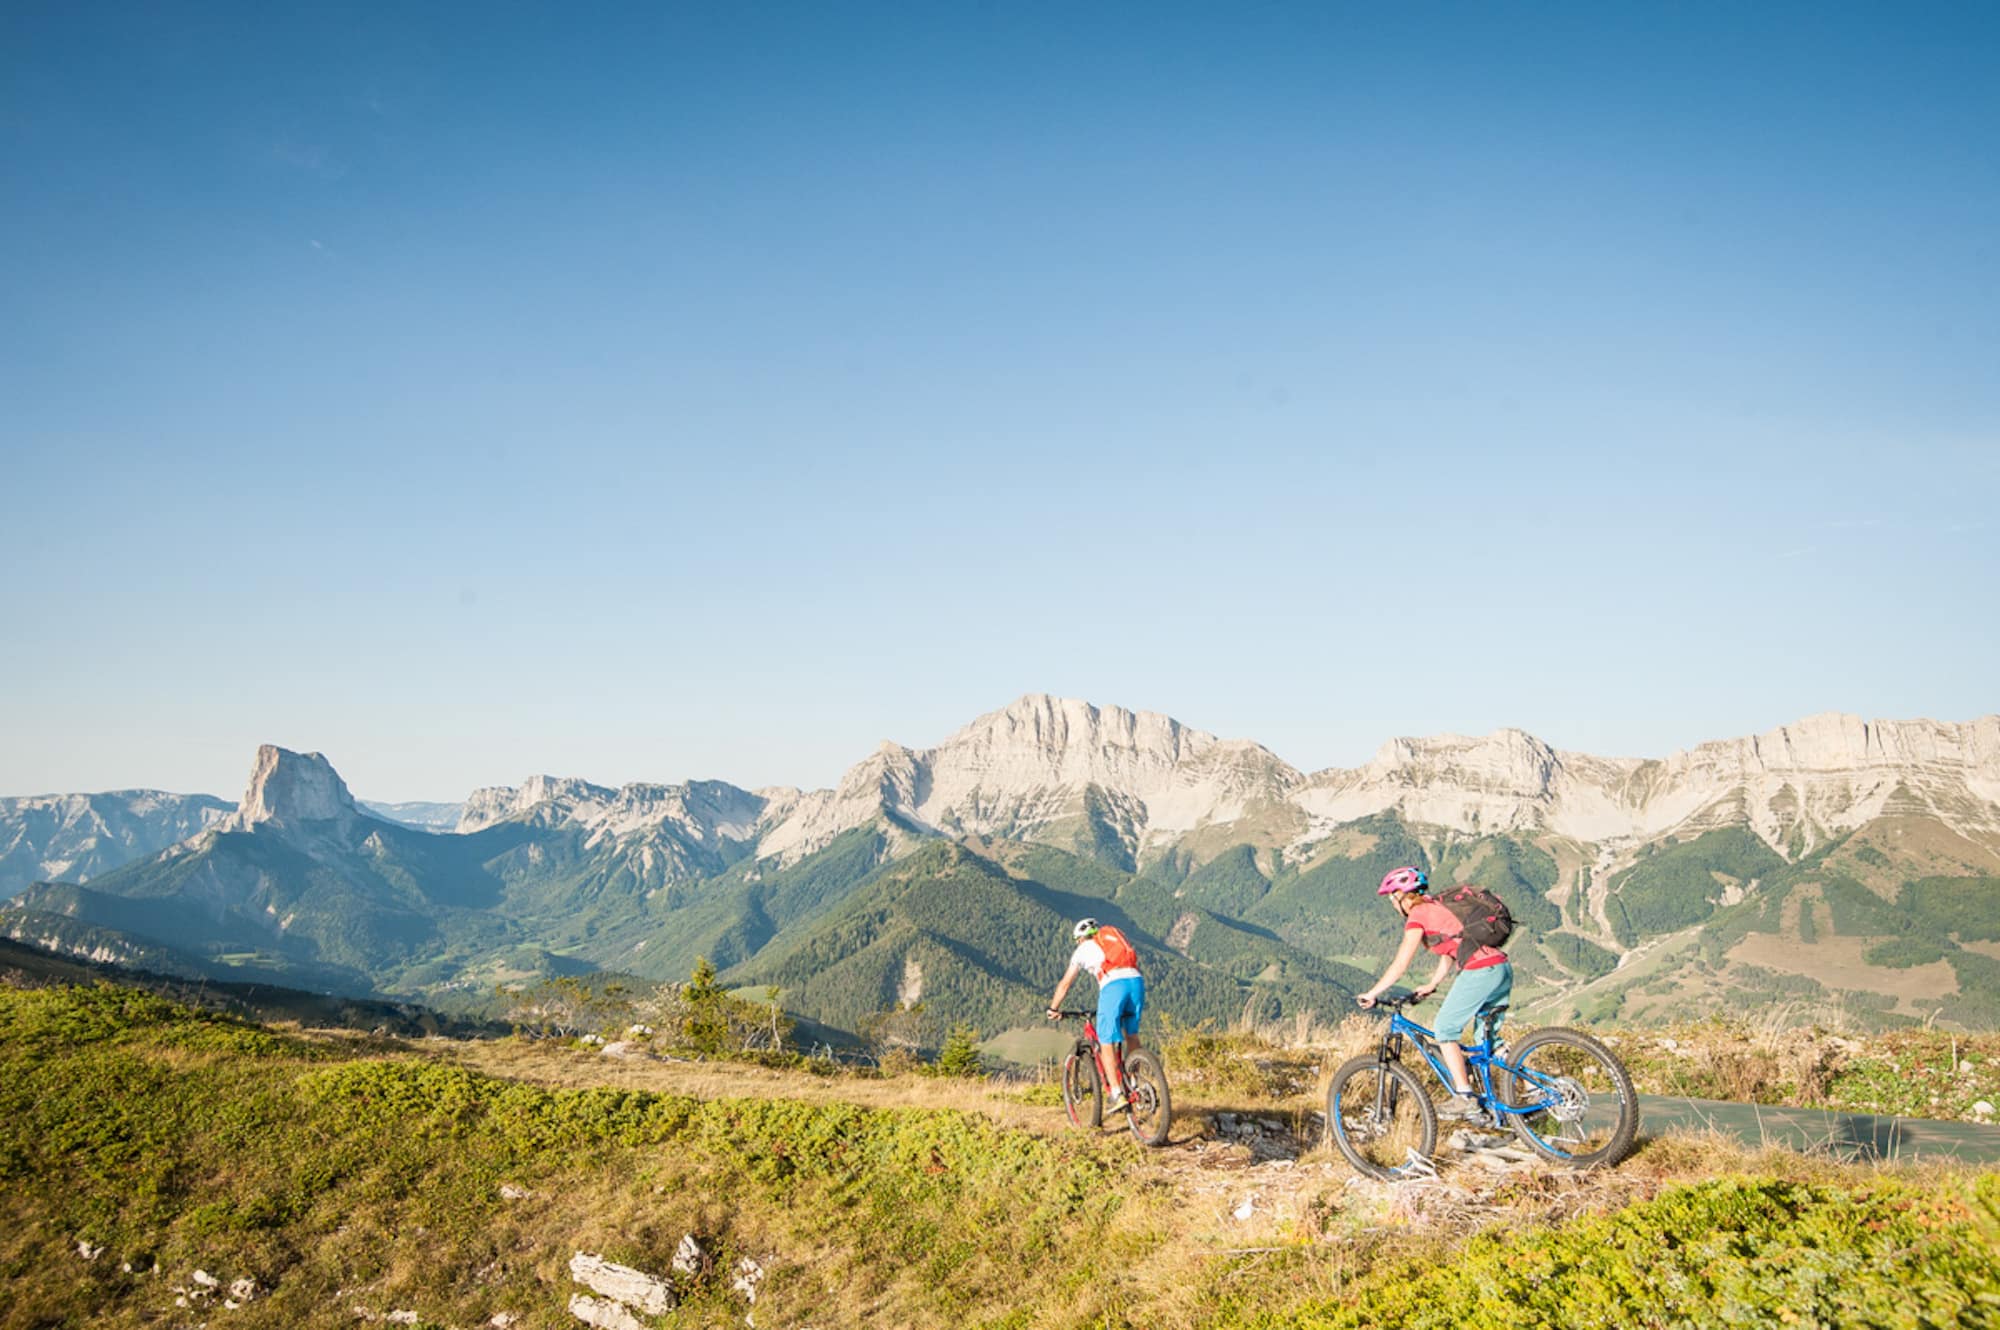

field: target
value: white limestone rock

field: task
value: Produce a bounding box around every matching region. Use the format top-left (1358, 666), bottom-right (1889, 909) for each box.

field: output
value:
top-left (731, 1256), bottom-right (766, 1303)
top-left (568, 1293), bottom-right (648, 1330)
top-left (671, 1234), bottom-right (706, 1278)
top-left (568, 1252), bottom-right (674, 1315)
top-left (219, 745), bottom-right (362, 836)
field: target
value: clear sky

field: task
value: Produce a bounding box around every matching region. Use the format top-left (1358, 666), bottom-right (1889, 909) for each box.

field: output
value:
top-left (3, 2), bottom-right (1996, 802)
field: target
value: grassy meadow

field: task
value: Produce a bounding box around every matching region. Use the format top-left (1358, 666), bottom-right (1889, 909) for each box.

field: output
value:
top-left (4, 981), bottom-right (2000, 1328)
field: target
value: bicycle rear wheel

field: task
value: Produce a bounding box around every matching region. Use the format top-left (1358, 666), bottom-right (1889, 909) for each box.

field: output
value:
top-left (1122, 1048), bottom-right (1172, 1147)
top-left (1326, 1056), bottom-right (1438, 1180)
top-left (1062, 1050), bottom-right (1102, 1129)
top-left (1495, 1027), bottom-right (1637, 1167)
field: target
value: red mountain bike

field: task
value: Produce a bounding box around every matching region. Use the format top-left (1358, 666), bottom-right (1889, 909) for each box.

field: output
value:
top-left (1053, 1009), bottom-right (1172, 1147)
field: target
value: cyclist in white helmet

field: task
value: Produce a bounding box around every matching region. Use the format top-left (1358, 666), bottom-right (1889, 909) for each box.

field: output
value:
top-left (1047, 917), bottom-right (1146, 1113)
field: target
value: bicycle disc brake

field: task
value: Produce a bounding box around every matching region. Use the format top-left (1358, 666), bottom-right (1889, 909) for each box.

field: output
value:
top-left (1545, 1075), bottom-right (1590, 1124)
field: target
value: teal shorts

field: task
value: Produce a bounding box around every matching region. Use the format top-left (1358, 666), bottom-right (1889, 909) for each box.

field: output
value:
top-left (1432, 961), bottom-right (1513, 1043)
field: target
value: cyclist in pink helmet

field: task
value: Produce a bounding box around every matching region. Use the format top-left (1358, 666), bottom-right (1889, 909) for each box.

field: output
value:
top-left (1355, 865), bottom-right (1514, 1124)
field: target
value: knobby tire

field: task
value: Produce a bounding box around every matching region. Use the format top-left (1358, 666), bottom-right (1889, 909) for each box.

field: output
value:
top-left (1327, 1055), bottom-right (1438, 1180)
top-left (1122, 1048), bottom-right (1172, 1147)
top-left (1495, 1026), bottom-right (1638, 1168)
top-left (1062, 1050), bottom-right (1103, 1130)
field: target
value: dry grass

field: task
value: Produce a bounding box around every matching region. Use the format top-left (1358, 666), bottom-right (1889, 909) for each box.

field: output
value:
top-left (428, 1026), bottom-right (2000, 1330)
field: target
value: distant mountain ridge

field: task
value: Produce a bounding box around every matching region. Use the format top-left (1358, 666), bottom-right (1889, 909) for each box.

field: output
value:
top-left (0, 790), bottom-right (230, 898)
top-left (13, 699), bottom-right (1995, 887)
top-left (6, 697), bottom-right (1998, 1038)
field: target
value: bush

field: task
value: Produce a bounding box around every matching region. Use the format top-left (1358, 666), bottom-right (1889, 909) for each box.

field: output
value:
top-left (1224, 1176), bottom-right (2000, 1329)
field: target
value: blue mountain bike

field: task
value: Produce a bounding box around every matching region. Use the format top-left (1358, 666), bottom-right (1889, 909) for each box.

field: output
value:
top-left (1327, 992), bottom-right (1638, 1179)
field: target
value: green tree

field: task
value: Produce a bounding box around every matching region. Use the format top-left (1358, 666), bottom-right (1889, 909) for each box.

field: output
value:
top-left (681, 956), bottom-right (731, 1054)
top-left (934, 1024), bottom-right (984, 1078)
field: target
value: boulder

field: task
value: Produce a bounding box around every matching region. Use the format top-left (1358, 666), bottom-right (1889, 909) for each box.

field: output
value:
top-left (569, 1252), bottom-right (675, 1315)
top-left (569, 1293), bottom-right (647, 1330)
top-left (672, 1234), bottom-right (707, 1278)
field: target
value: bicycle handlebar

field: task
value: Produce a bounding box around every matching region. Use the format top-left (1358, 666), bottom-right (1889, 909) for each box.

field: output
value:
top-left (1048, 1008), bottom-right (1094, 1019)
top-left (1357, 992), bottom-right (1425, 1010)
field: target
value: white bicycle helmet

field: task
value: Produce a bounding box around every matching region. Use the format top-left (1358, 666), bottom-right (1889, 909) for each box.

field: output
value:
top-left (1071, 917), bottom-right (1099, 941)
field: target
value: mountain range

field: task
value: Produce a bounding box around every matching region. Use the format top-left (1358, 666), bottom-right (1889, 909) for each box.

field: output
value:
top-left (5, 695), bottom-right (1998, 1040)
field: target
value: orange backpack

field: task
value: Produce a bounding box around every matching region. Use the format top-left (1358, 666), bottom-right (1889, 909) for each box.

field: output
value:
top-left (1095, 925), bottom-right (1139, 971)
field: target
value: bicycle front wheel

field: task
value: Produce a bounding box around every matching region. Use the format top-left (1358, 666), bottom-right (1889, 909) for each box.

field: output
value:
top-left (1326, 1056), bottom-right (1438, 1180)
top-left (1122, 1048), bottom-right (1172, 1147)
top-left (1495, 1027), bottom-right (1638, 1168)
top-left (1062, 1050), bottom-right (1102, 1129)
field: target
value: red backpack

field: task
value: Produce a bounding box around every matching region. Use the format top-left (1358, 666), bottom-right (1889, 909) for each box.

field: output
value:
top-left (1437, 885), bottom-right (1514, 962)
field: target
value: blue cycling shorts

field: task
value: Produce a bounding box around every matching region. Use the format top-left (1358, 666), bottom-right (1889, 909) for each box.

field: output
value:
top-left (1096, 976), bottom-right (1144, 1043)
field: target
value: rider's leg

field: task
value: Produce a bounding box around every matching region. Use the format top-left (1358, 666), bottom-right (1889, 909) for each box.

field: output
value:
top-left (1099, 1041), bottom-right (1127, 1098)
top-left (1431, 962), bottom-right (1512, 1098)
top-left (1437, 1040), bottom-right (1475, 1095)
top-left (1095, 978), bottom-right (1141, 1100)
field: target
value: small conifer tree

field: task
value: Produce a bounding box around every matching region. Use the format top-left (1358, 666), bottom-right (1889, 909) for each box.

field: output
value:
top-left (935, 1023), bottom-right (984, 1078)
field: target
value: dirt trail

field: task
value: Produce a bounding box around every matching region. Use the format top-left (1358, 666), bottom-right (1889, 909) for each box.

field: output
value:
top-left (436, 1040), bottom-right (1524, 1250)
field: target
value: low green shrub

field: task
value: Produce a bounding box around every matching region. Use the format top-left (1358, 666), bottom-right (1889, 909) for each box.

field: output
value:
top-left (1221, 1176), bottom-right (2000, 1329)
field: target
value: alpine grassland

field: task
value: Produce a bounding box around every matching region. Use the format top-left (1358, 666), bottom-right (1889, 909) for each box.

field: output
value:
top-left (8, 980), bottom-right (2000, 1328)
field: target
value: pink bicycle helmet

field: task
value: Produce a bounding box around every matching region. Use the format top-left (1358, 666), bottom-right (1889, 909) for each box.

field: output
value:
top-left (1378, 866), bottom-right (1429, 895)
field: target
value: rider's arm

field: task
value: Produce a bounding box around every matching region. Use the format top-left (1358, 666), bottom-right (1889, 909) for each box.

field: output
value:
top-left (1047, 962), bottom-right (1081, 1016)
top-left (1412, 952), bottom-right (1452, 998)
top-left (1358, 928), bottom-right (1426, 1003)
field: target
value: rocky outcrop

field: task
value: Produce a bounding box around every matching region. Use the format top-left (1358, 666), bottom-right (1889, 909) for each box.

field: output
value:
top-left (219, 745), bottom-right (363, 836)
top-left (568, 1295), bottom-right (647, 1330)
top-left (560, 1238), bottom-right (760, 1327)
top-left (567, 1251), bottom-right (674, 1316)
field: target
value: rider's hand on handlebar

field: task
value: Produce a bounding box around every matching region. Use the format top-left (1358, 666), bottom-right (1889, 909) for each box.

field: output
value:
top-left (1412, 985), bottom-right (1435, 1002)
top-left (1045, 1007), bottom-right (1062, 1022)
top-left (1355, 994), bottom-right (1376, 1009)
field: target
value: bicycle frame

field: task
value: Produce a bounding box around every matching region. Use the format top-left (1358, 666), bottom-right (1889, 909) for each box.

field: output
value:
top-left (1381, 1006), bottom-right (1558, 1120)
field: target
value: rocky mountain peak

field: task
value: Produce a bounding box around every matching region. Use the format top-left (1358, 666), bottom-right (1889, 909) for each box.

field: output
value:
top-left (223, 746), bottom-right (359, 833)
top-left (1358, 728), bottom-right (1566, 797)
top-left (755, 695), bottom-right (1304, 865)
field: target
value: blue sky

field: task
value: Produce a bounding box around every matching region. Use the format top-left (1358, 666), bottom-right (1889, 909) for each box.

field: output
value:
top-left (3, 2), bottom-right (1996, 800)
